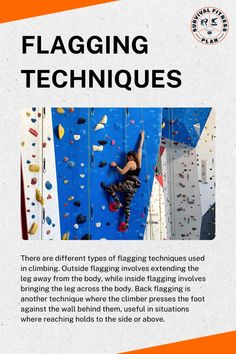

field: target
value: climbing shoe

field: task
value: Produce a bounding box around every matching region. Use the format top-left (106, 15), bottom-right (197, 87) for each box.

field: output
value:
top-left (109, 201), bottom-right (122, 212)
top-left (118, 222), bottom-right (129, 232)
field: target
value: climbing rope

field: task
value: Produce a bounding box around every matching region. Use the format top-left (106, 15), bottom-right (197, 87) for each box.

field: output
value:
top-left (141, 108), bottom-right (153, 240)
top-left (124, 108), bottom-right (129, 155)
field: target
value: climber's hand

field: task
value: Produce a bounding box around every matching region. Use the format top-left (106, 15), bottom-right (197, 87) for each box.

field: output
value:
top-left (140, 130), bottom-right (145, 137)
top-left (110, 161), bottom-right (117, 167)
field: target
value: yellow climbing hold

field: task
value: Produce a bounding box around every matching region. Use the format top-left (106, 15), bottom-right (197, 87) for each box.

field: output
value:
top-left (36, 189), bottom-right (45, 206)
top-left (62, 231), bottom-right (70, 240)
top-left (58, 124), bottom-right (65, 139)
top-left (92, 145), bottom-right (104, 152)
top-left (161, 122), bottom-right (165, 128)
top-left (94, 123), bottom-right (104, 131)
top-left (100, 115), bottom-right (108, 124)
top-left (28, 222), bottom-right (38, 235)
top-left (29, 164), bottom-right (40, 172)
top-left (57, 108), bottom-right (65, 114)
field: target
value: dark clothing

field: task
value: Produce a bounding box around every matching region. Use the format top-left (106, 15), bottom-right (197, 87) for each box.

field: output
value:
top-left (126, 167), bottom-right (141, 178)
top-left (105, 180), bottom-right (138, 222)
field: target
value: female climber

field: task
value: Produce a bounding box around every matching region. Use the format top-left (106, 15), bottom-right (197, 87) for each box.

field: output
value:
top-left (101, 131), bottom-right (145, 232)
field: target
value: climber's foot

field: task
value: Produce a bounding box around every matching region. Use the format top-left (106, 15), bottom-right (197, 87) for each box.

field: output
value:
top-left (109, 201), bottom-right (122, 212)
top-left (118, 221), bottom-right (129, 232)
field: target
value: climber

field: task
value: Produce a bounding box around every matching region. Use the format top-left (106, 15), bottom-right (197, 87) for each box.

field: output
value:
top-left (101, 131), bottom-right (145, 232)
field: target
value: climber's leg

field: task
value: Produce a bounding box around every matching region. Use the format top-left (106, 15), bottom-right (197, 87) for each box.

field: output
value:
top-left (102, 181), bottom-right (126, 210)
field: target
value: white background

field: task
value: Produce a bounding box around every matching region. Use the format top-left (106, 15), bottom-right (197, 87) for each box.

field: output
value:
top-left (0, 1), bottom-right (236, 353)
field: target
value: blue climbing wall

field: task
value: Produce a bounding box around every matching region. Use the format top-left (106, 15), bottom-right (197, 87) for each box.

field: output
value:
top-left (162, 108), bottom-right (211, 147)
top-left (52, 108), bottom-right (162, 240)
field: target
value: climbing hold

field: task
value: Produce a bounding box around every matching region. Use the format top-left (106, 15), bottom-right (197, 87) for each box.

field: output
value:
top-left (26, 112), bottom-right (31, 117)
top-left (63, 157), bottom-right (69, 162)
top-left (68, 161), bottom-right (76, 168)
top-left (42, 142), bottom-right (47, 148)
top-left (31, 177), bottom-right (37, 185)
top-left (99, 161), bottom-right (107, 168)
top-left (31, 119), bottom-right (36, 123)
top-left (74, 224), bottom-right (79, 229)
top-left (80, 174), bottom-right (85, 178)
top-left (64, 179), bottom-right (69, 184)
top-left (58, 124), bottom-right (65, 139)
top-left (77, 118), bottom-right (86, 124)
top-left (21, 142), bottom-right (25, 147)
top-left (45, 181), bottom-right (52, 190)
top-left (46, 217), bottom-right (52, 225)
top-left (111, 140), bottom-right (116, 146)
top-left (80, 185), bottom-right (85, 189)
top-left (69, 140), bottom-right (74, 145)
top-left (29, 164), bottom-right (40, 172)
top-left (64, 213), bottom-right (70, 218)
top-left (32, 107), bottom-right (36, 112)
top-left (29, 128), bottom-right (38, 137)
top-left (101, 206), bottom-right (106, 210)
top-left (62, 231), bottom-right (69, 240)
top-left (118, 222), bottom-right (128, 233)
top-left (46, 230), bottom-right (51, 235)
top-left (69, 108), bottom-right (75, 112)
top-left (94, 123), bottom-right (104, 131)
top-left (26, 160), bottom-right (31, 164)
top-left (96, 222), bottom-right (101, 228)
top-left (47, 194), bottom-right (52, 199)
top-left (68, 196), bottom-right (74, 201)
top-left (161, 122), bottom-right (165, 128)
top-left (92, 145), bottom-right (103, 152)
top-left (81, 163), bottom-right (84, 167)
top-left (28, 222), bottom-right (38, 235)
top-left (73, 134), bottom-right (81, 141)
top-left (73, 201), bottom-right (81, 207)
top-left (100, 115), bottom-right (108, 124)
top-left (76, 214), bottom-right (87, 224)
top-left (98, 140), bottom-right (108, 145)
top-left (81, 234), bottom-right (91, 240)
top-left (106, 222), bottom-right (111, 226)
top-left (56, 108), bottom-right (65, 114)
top-left (130, 120), bottom-right (135, 125)
top-left (36, 189), bottom-right (44, 206)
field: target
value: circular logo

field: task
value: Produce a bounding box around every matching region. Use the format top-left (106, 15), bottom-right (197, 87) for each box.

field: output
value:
top-left (191, 7), bottom-right (229, 44)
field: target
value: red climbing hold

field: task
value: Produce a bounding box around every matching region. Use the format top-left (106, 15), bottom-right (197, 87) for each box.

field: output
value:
top-left (29, 128), bottom-right (38, 137)
top-left (109, 202), bottom-right (121, 212)
top-left (118, 222), bottom-right (128, 232)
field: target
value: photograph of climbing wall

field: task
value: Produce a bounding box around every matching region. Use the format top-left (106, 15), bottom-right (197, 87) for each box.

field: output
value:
top-left (145, 108), bottom-right (215, 241)
top-left (20, 107), bottom-right (215, 241)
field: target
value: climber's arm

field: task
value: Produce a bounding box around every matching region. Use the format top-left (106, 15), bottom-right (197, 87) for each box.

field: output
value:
top-left (110, 161), bottom-right (133, 175)
top-left (137, 131), bottom-right (145, 162)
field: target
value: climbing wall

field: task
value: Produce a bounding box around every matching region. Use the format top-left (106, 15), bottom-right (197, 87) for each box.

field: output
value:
top-left (20, 108), bottom-right (61, 240)
top-left (51, 107), bottom-right (162, 240)
top-left (21, 107), bottom-right (215, 240)
top-left (145, 108), bottom-right (215, 240)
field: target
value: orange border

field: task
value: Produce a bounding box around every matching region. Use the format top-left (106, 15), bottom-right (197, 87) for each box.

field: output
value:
top-left (121, 331), bottom-right (236, 354)
top-left (0, 0), bottom-right (117, 24)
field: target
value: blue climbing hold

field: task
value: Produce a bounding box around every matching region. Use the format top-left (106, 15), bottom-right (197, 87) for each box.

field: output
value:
top-left (46, 216), bottom-right (52, 225)
top-left (68, 161), bottom-right (76, 168)
top-left (45, 181), bottom-right (53, 190)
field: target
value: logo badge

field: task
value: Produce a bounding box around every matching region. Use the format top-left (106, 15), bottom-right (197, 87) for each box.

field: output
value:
top-left (191, 7), bottom-right (229, 44)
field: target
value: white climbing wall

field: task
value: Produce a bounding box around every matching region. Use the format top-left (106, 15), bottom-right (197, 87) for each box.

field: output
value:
top-left (147, 108), bottom-right (215, 240)
top-left (20, 108), bottom-right (61, 240)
